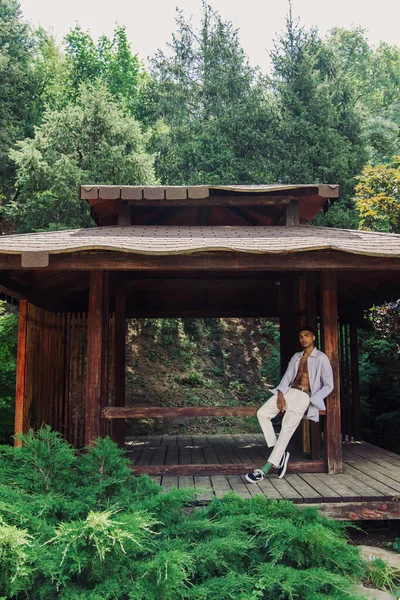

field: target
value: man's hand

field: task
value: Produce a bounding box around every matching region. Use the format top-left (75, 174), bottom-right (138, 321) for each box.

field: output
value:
top-left (277, 391), bottom-right (286, 413)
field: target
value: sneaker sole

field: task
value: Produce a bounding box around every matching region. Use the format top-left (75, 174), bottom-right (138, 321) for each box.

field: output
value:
top-left (245, 474), bottom-right (263, 484)
top-left (278, 452), bottom-right (290, 479)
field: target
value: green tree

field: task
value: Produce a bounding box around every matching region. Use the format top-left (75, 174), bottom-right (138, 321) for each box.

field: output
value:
top-left (64, 24), bottom-right (143, 114)
top-left (0, 0), bottom-right (37, 202)
top-left (6, 84), bottom-right (157, 232)
top-left (327, 28), bottom-right (400, 164)
top-left (148, 3), bottom-right (275, 185)
top-left (268, 10), bottom-right (367, 200)
top-left (354, 157), bottom-right (400, 232)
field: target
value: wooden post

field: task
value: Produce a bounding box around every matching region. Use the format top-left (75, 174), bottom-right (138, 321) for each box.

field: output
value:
top-left (285, 200), bottom-right (299, 226)
top-left (350, 322), bottom-right (362, 441)
top-left (85, 271), bottom-right (107, 445)
top-left (114, 287), bottom-right (126, 446)
top-left (118, 202), bottom-right (131, 226)
top-left (100, 274), bottom-right (110, 437)
top-left (320, 272), bottom-right (342, 474)
top-left (14, 300), bottom-right (28, 447)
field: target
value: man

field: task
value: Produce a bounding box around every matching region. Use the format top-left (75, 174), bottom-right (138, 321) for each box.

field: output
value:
top-left (245, 325), bottom-right (333, 483)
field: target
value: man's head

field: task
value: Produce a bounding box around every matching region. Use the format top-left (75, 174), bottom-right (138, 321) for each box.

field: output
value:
top-left (298, 325), bottom-right (316, 351)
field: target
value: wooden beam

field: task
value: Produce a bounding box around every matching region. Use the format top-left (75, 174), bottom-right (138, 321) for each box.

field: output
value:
top-left (2, 250), bottom-right (400, 272)
top-left (126, 195), bottom-right (294, 207)
top-left (321, 272), bottom-right (342, 474)
top-left (306, 501), bottom-right (400, 521)
top-left (131, 461), bottom-right (326, 476)
top-left (0, 272), bottom-right (68, 311)
top-left (350, 323), bottom-right (362, 441)
top-left (103, 406), bottom-right (326, 418)
top-left (85, 271), bottom-right (107, 445)
top-left (14, 300), bottom-right (28, 447)
top-left (113, 287), bottom-right (126, 446)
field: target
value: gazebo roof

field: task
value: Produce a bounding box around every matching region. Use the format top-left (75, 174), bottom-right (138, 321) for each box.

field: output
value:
top-left (81, 183), bottom-right (340, 226)
top-left (0, 225), bottom-right (399, 267)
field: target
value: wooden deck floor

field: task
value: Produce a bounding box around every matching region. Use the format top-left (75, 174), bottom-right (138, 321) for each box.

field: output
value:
top-left (126, 435), bottom-right (400, 519)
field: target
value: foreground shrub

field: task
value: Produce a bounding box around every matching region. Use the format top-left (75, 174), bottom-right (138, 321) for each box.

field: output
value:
top-left (0, 427), bottom-right (384, 599)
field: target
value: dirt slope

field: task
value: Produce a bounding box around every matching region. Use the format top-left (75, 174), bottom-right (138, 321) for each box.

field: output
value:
top-left (125, 318), bottom-right (280, 435)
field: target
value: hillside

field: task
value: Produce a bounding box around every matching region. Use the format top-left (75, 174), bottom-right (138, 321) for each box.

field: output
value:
top-left (125, 318), bottom-right (281, 436)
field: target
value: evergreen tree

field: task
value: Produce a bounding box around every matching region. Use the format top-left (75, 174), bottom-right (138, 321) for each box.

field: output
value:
top-left (268, 7), bottom-right (367, 199)
top-left (6, 84), bottom-right (157, 232)
top-left (0, 0), bottom-right (37, 201)
top-left (64, 24), bottom-right (144, 114)
top-left (148, 2), bottom-right (275, 185)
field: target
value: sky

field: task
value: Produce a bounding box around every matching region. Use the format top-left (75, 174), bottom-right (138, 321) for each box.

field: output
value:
top-left (19, 0), bottom-right (400, 71)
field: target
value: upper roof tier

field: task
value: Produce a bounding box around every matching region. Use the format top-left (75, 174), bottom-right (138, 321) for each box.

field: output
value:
top-left (80, 184), bottom-right (340, 227)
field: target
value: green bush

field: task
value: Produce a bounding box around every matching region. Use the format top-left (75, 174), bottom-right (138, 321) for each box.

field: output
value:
top-left (0, 427), bottom-right (379, 599)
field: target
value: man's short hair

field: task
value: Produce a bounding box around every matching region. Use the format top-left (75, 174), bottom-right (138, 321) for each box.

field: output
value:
top-left (298, 325), bottom-right (316, 336)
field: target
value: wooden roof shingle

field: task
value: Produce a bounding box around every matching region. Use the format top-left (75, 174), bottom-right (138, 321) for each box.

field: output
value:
top-left (0, 226), bottom-right (400, 262)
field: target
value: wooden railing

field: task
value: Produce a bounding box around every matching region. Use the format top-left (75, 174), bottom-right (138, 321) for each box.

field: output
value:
top-left (102, 406), bottom-right (326, 418)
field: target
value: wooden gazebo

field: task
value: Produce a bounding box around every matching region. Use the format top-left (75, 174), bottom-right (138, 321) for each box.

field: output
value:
top-left (2, 183), bottom-right (400, 477)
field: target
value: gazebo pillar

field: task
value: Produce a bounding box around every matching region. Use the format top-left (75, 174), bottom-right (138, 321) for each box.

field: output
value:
top-left (321, 272), bottom-right (342, 474)
top-left (113, 287), bottom-right (126, 446)
top-left (85, 271), bottom-right (109, 445)
top-left (14, 299), bottom-right (28, 447)
top-left (350, 322), bottom-right (362, 441)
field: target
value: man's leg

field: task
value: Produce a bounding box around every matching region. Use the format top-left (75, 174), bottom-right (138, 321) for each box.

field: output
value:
top-left (245, 395), bottom-right (280, 482)
top-left (268, 389), bottom-right (309, 467)
top-left (256, 394), bottom-right (280, 449)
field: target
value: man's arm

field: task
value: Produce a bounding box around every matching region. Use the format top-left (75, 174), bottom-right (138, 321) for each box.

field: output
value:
top-left (310, 355), bottom-right (334, 410)
top-left (273, 354), bottom-right (298, 412)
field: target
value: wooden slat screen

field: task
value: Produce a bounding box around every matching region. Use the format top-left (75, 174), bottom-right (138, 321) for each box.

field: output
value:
top-left (22, 305), bottom-right (89, 447)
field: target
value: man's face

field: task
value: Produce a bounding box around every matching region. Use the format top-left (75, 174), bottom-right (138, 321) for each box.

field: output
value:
top-left (299, 330), bottom-right (315, 350)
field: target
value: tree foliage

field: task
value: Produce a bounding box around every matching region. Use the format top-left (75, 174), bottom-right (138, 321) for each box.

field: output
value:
top-left (6, 84), bottom-right (156, 232)
top-left (354, 157), bottom-right (400, 232)
top-left (268, 11), bottom-right (367, 199)
top-left (64, 24), bottom-right (144, 113)
top-left (0, 0), bottom-right (37, 201)
top-left (147, 2), bottom-right (275, 185)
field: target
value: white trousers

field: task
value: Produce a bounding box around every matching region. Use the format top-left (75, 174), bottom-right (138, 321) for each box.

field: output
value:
top-left (257, 388), bottom-right (310, 467)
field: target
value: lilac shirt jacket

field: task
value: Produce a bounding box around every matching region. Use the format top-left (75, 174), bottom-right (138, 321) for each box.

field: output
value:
top-left (272, 347), bottom-right (334, 422)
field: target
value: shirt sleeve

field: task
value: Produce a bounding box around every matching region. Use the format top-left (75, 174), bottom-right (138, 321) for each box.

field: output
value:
top-left (310, 354), bottom-right (334, 410)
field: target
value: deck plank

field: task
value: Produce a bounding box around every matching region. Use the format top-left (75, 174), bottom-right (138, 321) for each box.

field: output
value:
top-left (284, 474), bottom-right (323, 503)
top-left (215, 435), bottom-right (246, 464)
top-left (232, 433), bottom-right (266, 464)
top-left (343, 455), bottom-right (400, 491)
top-left (239, 474), bottom-right (286, 499)
top-left (210, 475), bottom-right (232, 498)
top-left (344, 444), bottom-right (400, 472)
top-left (194, 476), bottom-right (214, 501)
top-left (298, 473), bottom-right (341, 502)
top-left (343, 462), bottom-right (400, 497)
top-left (178, 475), bottom-right (195, 489)
top-left (311, 474), bottom-right (361, 502)
top-left (161, 476), bottom-right (178, 491)
top-left (268, 476), bottom-right (303, 503)
top-left (226, 475), bottom-right (252, 499)
top-left (150, 444), bottom-right (168, 466)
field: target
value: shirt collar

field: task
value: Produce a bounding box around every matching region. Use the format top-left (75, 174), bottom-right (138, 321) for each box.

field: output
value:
top-left (301, 347), bottom-right (318, 358)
